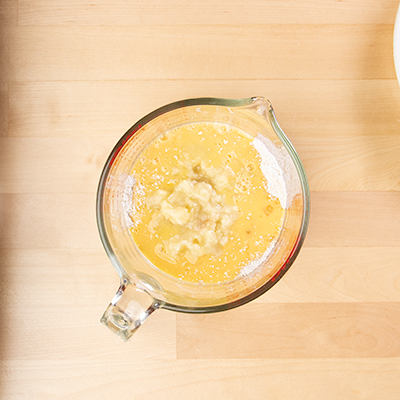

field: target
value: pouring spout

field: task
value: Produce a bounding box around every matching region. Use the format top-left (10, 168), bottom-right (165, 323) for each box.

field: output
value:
top-left (246, 97), bottom-right (273, 119)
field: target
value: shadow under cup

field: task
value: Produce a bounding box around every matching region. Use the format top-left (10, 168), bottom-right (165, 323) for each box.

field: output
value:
top-left (97, 97), bottom-right (310, 340)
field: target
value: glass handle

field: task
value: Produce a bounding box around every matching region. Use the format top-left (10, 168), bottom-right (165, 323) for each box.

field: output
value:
top-left (101, 279), bottom-right (159, 341)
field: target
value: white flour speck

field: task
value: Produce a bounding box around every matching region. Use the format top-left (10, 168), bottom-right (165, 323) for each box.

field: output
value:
top-left (251, 134), bottom-right (299, 209)
top-left (239, 134), bottom-right (301, 277)
top-left (122, 174), bottom-right (136, 228)
top-left (238, 239), bottom-right (277, 278)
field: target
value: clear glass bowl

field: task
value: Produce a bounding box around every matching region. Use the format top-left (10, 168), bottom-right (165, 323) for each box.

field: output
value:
top-left (97, 97), bottom-right (310, 341)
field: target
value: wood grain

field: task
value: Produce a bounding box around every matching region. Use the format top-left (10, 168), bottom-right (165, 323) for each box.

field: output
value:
top-left (8, 80), bottom-right (400, 138)
top-left (1, 192), bottom-right (399, 250)
top-left (1, 25), bottom-right (395, 81)
top-left (306, 192), bottom-right (400, 247)
top-left (0, 194), bottom-right (100, 249)
top-left (17, 0), bottom-right (399, 25)
top-left (0, 0), bottom-right (16, 26)
top-left (1, 0), bottom-right (400, 398)
top-left (0, 135), bottom-right (400, 193)
top-left (0, 137), bottom-right (116, 193)
top-left (297, 135), bottom-right (400, 191)
top-left (0, 358), bottom-right (399, 400)
top-left (1, 134), bottom-right (400, 193)
top-left (1, 245), bottom-right (399, 309)
top-left (0, 82), bottom-right (8, 137)
top-left (257, 247), bottom-right (400, 303)
top-left (1, 359), bottom-right (400, 400)
top-left (0, 248), bottom-right (176, 361)
top-left (0, 298), bottom-right (176, 361)
top-left (177, 302), bottom-right (400, 359)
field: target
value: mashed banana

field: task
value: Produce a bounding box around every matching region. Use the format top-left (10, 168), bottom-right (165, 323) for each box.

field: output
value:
top-left (147, 163), bottom-right (239, 264)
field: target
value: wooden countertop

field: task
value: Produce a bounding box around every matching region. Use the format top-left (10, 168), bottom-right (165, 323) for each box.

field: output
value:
top-left (2, 1), bottom-right (400, 399)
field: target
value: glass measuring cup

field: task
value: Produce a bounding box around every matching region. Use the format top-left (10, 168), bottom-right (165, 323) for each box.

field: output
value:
top-left (97, 97), bottom-right (310, 341)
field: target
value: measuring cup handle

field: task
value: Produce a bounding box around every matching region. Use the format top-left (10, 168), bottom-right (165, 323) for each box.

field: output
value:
top-left (101, 279), bottom-right (160, 341)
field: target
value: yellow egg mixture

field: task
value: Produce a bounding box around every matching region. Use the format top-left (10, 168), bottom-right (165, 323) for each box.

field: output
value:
top-left (129, 122), bottom-right (285, 284)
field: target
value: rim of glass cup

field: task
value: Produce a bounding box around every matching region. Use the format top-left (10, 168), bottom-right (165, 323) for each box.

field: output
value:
top-left (96, 97), bottom-right (310, 314)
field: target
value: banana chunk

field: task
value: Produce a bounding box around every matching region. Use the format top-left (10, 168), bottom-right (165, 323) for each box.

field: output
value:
top-left (146, 189), bottom-right (168, 208)
top-left (145, 163), bottom-right (239, 264)
top-left (160, 201), bottom-right (190, 226)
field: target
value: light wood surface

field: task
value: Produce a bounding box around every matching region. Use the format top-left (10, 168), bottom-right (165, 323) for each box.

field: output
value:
top-left (1, 1), bottom-right (400, 399)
